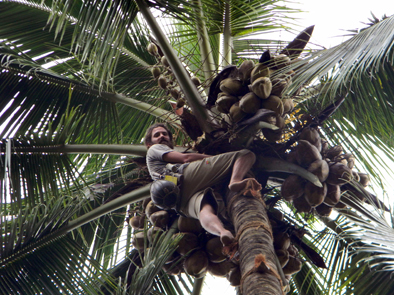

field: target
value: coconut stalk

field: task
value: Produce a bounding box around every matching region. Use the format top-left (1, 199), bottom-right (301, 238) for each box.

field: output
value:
top-left (227, 191), bottom-right (288, 294)
top-left (193, 0), bottom-right (216, 82)
top-left (135, 0), bottom-right (215, 133)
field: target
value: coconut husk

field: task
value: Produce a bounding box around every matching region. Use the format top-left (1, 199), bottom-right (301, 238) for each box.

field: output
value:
top-left (129, 215), bottom-right (145, 230)
top-left (191, 76), bottom-right (201, 86)
top-left (286, 150), bottom-right (298, 164)
top-left (261, 95), bottom-right (284, 116)
top-left (220, 78), bottom-right (244, 96)
top-left (238, 60), bottom-right (255, 82)
top-left (270, 78), bottom-right (288, 97)
top-left (208, 260), bottom-right (235, 277)
top-left (145, 201), bottom-right (161, 218)
top-left (334, 201), bottom-right (347, 209)
top-left (239, 92), bottom-right (261, 114)
top-left (326, 163), bottom-right (353, 186)
top-left (282, 256), bottom-right (302, 275)
top-left (229, 103), bottom-right (247, 123)
top-left (287, 244), bottom-right (298, 257)
top-left (295, 140), bottom-right (322, 167)
top-left (142, 198), bottom-right (152, 211)
top-left (163, 257), bottom-right (184, 275)
top-left (307, 159), bottom-right (329, 182)
top-left (250, 77), bottom-right (272, 99)
top-left (282, 98), bottom-right (294, 114)
top-left (273, 232), bottom-right (291, 251)
top-left (292, 194), bottom-right (312, 213)
top-left (184, 250), bottom-right (209, 278)
top-left (175, 232), bottom-right (199, 256)
top-left (343, 153), bottom-right (355, 169)
top-left (352, 171), bottom-right (360, 182)
top-left (321, 140), bottom-right (329, 154)
top-left (158, 75), bottom-right (167, 89)
top-left (262, 128), bottom-right (283, 142)
top-left (226, 266), bottom-right (241, 286)
top-left (178, 216), bottom-right (203, 234)
top-left (325, 145), bottom-right (343, 160)
top-left (358, 173), bottom-right (370, 187)
top-left (216, 95), bottom-right (238, 114)
top-left (151, 66), bottom-right (161, 79)
top-left (272, 54), bottom-right (291, 69)
top-left (161, 56), bottom-right (170, 67)
top-left (149, 210), bottom-right (170, 228)
top-left (315, 202), bottom-right (333, 217)
top-left (304, 182), bottom-right (327, 207)
top-left (147, 227), bottom-right (164, 244)
top-left (250, 63), bottom-right (271, 83)
top-left (205, 237), bottom-right (227, 263)
top-left (132, 231), bottom-right (146, 252)
top-left (276, 249), bottom-right (290, 268)
top-left (324, 183), bottom-right (341, 206)
top-left (299, 127), bottom-right (321, 152)
top-left (281, 174), bottom-right (305, 201)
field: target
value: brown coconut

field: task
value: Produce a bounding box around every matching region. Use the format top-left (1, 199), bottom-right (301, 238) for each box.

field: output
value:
top-left (250, 63), bottom-right (271, 83)
top-left (287, 244), bottom-right (298, 257)
top-left (324, 183), bottom-right (341, 206)
top-left (132, 231), bottom-right (146, 252)
top-left (282, 256), bottom-right (302, 275)
top-left (145, 200), bottom-right (161, 218)
top-left (147, 227), bottom-right (164, 244)
top-left (216, 95), bottom-right (238, 114)
top-left (175, 232), bottom-right (199, 256)
top-left (250, 77), bottom-right (272, 99)
top-left (273, 232), bottom-right (291, 251)
top-left (299, 127), bottom-right (322, 152)
top-left (263, 128), bottom-right (283, 142)
top-left (325, 145), bottom-right (343, 160)
top-left (184, 250), bottom-right (209, 278)
top-left (149, 210), bottom-right (170, 228)
top-left (292, 195), bottom-right (312, 213)
top-left (261, 95), bottom-right (284, 116)
top-left (239, 92), bottom-right (261, 114)
top-left (307, 159), bottom-right (329, 182)
top-left (178, 216), bottom-right (203, 234)
top-left (238, 60), bottom-right (255, 82)
top-left (142, 198), bottom-right (152, 211)
top-left (343, 153), bottom-right (355, 169)
top-left (334, 201), bottom-right (347, 209)
top-left (358, 172), bottom-right (370, 187)
top-left (281, 174), bottom-right (305, 201)
top-left (205, 237), bottom-right (227, 263)
top-left (226, 266), bottom-right (241, 286)
top-left (269, 208), bottom-right (284, 221)
top-left (129, 214), bottom-right (145, 230)
top-left (295, 140), bottom-right (322, 167)
top-left (276, 249), bottom-right (290, 268)
top-left (162, 259), bottom-right (184, 275)
top-left (208, 260), bottom-right (235, 277)
top-left (272, 54), bottom-right (291, 69)
top-left (270, 78), bottom-right (288, 97)
top-left (220, 78), bottom-right (243, 96)
top-left (315, 202), bottom-right (333, 217)
top-left (282, 98), bottom-right (294, 114)
top-left (304, 182), bottom-right (327, 207)
top-left (326, 163), bottom-right (353, 186)
top-left (229, 102), bottom-right (247, 123)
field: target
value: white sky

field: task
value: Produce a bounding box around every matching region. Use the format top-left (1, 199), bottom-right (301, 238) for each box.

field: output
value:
top-left (204, 1), bottom-right (394, 294)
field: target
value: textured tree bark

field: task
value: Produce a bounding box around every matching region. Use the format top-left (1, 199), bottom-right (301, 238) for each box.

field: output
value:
top-left (227, 190), bottom-right (286, 295)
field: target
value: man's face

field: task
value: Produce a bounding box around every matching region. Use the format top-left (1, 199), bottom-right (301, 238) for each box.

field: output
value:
top-left (150, 127), bottom-right (173, 148)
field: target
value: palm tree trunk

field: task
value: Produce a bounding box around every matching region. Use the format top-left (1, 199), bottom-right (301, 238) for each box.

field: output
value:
top-left (227, 191), bottom-right (287, 295)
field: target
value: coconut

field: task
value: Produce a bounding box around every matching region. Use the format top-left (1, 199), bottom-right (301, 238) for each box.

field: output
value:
top-left (175, 232), bottom-right (199, 256)
top-left (343, 153), bottom-right (355, 169)
top-left (269, 208), bottom-right (284, 221)
top-left (334, 201), bottom-right (347, 209)
top-left (142, 198), bottom-right (151, 211)
top-left (324, 184), bottom-right (341, 206)
top-left (250, 63), bottom-right (271, 83)
top-left (205, 237), bottom-right (227, 263)
top-left (229, 103), bottom-right (247, 123)
top-left (321, 140), bottom-right (329, 154)
top-left (132, 231), bottom-right (146, 252)
top-left (191, 76), bottom-right (201, 87)
top-left (299, 127), bottom-right (321, 152)
top-left (292, 195), bottom-right (312, 213)
top-left (261, 95), bottom-right (284, 116)
top-left (282, 256), bottom-right (302, 275)
top-left (220, 78), bottom-right (243, 96)
top-left (358, 172), bottom-right (370, 187)
top-left (158, 75), bottom-right (167, 89)
top-left (239, 92), bottom-right (261, 114)
top-left (270, 78), bottom-right (288, 97)
top-left (250, 77), bottom-right (272, 99)
top-left (304, 182), bottom-right (327, 207)
top-left (145, 201), bottom-right (161, 218)
top-left (238, 60), bottom-right (255, 82)
top-left (129, 215), bottom-right (145, 230)
top-left (151, 66), bottom-right (161, 79)
top-left (176, 98), bottom-right (185, 109)
top-left (226, 266), bottom-right (241, 286)
top-left (147, 227), bottom-right (164, 244)
top-left (208, 260), bottom-right (234, 277)
top-left (315, 202), bottom-right (333, 217)
top-left (286, 150), bottom-right (298, 164)
top-left (216, 95), bottom-right (238, 114)
top-left (352, 171), bottom-right (360, 182)
top-left (160, 55), bottom-right (170, 67)
top-left (149, 210), bottom-right (170, 228)
top-left (272, 54), bottom-right (291, 69)
top-left (178, 216), bottom-right (203, 234)
top-left (287, 244), bottom-right (298, 257)
top-left (326, 163), bottom-right (353, 186)
top-left (282, 98), bottom-right (294, 114)
top-left (281, 174), bottom-right (305, 201)
top-left (262, 128), bottom-right (282, 142)
top-left (170, 88), bottom-right (180, 99)
top-left (276, 249), bottom-right (290, 268)
top-left (295, 140), bottom-right (322, 167)
top-left (162, 259), bottom-right (184, 275)
top-left (325, 145), bottom-right (343, 160)
top-left (184, 250), bottom-right (209, 278)
top-left (307, 159), bottom-right (329, 182)
top-left (147, 43), bottom-right (158, 56)
top-left (273, 232), bottom-right (291, 251)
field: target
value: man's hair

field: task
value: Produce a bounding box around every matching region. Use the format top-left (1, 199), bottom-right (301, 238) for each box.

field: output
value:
top-left (144, 123), bottom-right (173, 147)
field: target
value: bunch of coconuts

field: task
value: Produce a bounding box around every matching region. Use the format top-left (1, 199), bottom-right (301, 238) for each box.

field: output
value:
top-left (129, 199), bottom-right (240, 283)
top-left (281, 126), bottom-right (371, 215)
top-left (129, 198), bottom-right (305, 286)
top-left (214, 55), bottom-right (295, 142)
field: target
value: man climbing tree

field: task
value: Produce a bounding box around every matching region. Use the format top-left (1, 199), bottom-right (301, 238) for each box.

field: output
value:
top-left (144, 123), bottom-right (262, 246)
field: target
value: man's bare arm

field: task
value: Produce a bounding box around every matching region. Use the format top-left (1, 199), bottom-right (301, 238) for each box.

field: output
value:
top-left (163, 151), bottom-right (211, 164)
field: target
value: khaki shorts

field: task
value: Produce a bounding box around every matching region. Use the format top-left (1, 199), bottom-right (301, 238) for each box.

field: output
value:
top-left (178, 149), bottom-right (251, 219)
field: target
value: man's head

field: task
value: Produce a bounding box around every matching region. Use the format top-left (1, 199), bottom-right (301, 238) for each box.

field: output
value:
top-left (144, 123), bottom-right (174, 148)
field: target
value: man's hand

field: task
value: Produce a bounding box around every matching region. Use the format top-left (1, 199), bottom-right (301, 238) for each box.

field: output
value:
top-left (163, 151), bottom-right (211, 164)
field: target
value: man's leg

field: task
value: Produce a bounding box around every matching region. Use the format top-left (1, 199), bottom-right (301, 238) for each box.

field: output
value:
top-left (199, 198), bottom-right (234, 246)
top-left (228, 151), bottom-right (262, 192)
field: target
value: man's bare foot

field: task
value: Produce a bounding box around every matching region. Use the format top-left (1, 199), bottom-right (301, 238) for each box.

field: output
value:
top-left (220, 230), bottom-right (235, 247)
top-left (229, 178), bottom-right (262, 192)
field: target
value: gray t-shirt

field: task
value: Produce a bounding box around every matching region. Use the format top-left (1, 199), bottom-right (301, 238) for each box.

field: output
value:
top-left (146, 144), bottom-right (188, 180)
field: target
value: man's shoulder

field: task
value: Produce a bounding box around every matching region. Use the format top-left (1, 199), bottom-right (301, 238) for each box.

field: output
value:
top-left (147, 144), bottom-right (174, 157)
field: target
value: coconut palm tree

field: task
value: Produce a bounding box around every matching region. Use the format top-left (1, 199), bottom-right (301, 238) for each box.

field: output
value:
top-left (1, 0), bottom-right (394, 294)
